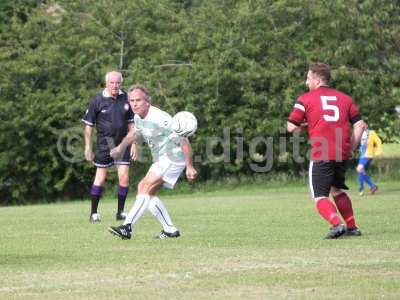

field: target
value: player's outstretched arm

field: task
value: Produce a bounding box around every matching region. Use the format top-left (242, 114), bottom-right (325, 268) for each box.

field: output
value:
top-left (351, 120), bottom-right (367, 152)
top-left (110, 127), bottom-right (138, 159)
top-left (130, 143), bottom-right (137, 160)
top-left (181, 137), bottom-right (197, 181)
top-left (126, 123), bottom-right (137, 160)
top-left (287, 121), bottom-right (307, 133)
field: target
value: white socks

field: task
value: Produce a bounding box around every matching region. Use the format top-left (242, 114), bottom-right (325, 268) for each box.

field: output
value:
top-left (123, 194), bottom-right (150, 227)
top-left (147, 196), bottom-right (177, 233)
top-left (123, 194), bottom-right (178, 234)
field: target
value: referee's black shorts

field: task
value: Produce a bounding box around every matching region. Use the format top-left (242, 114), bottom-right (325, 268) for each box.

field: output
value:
top-left (94, 144), bottom-right (131, 168)
top-left (308, 160), bottom-right (349, 199)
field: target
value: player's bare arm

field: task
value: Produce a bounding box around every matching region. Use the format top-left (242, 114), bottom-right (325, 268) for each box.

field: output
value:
top-left (84, 125), bottom-right (94, 161)
top-left (110, 127), bottom-right (138, 159)
top-left (287, 121), bottom-right (307, 133)
top-left (130, 143), bottom-right (137, 161)
top-left (181, 137), bottom-right (197, 181)
top-left (126, 123), bottom-right (137, 160)
top-left (351, 120), bottom-right (367, 152)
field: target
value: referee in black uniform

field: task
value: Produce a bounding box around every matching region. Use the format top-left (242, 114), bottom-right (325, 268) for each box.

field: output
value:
top-left (82, 71), bottom-right (135, 222)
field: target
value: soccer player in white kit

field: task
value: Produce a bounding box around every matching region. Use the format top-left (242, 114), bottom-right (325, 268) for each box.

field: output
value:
top-left (108, 85), bottom-right (197, 239)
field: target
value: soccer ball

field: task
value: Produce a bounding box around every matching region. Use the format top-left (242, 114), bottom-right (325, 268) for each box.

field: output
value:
top-left (171, 111), bottom-right (198, 137)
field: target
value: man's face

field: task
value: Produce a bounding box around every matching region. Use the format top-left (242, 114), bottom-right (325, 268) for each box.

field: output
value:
top-left (106, 73), bottom-right (122, 98)
top-left (129, 89), bottom-right (150, 118)
top-left (305, 70), bottom-right (319, 91)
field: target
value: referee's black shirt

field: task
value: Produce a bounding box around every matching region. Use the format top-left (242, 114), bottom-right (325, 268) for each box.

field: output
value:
top-left (82, 89), bottom-right (134, 149)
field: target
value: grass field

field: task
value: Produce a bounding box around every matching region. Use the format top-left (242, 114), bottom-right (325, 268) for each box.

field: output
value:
top-left (379, 143), bottom-right (400, 159)
top-left (1, 180), bottom-right (400, 300)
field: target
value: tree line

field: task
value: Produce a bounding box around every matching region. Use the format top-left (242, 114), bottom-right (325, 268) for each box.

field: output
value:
top-left (1, 0), bottom-right (399, 204)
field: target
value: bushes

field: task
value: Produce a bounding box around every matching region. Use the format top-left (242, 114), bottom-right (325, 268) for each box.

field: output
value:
top-left (0, 0), bottom-right (399, 204)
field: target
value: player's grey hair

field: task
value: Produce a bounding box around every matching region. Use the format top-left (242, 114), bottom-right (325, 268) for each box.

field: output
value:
top-left (128, 84), bottom-right (152, 103)
top-left (105, 71), bottom-right (123, 83)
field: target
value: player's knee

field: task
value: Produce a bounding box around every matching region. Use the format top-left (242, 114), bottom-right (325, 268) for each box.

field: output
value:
top-left (356, 164), bottom-right (364, 173)
top-left (118, 174), bottom-right (129, 186)
top-left (137, 179), bottom-right (150, 194)
top-left (93, 177), bottom-right (106, 186)
top-left (137, 180), bottom-right (144, 192)
top-left (314, 196), bottom-right (325, 203)
top-left (330, 187), bottom-right (343, 197)
top-left (94, 169), bottom-right (107, 185)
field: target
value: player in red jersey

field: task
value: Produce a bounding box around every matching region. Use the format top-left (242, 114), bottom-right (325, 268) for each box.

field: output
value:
top-left (287, 62), bottom-right (367, 239)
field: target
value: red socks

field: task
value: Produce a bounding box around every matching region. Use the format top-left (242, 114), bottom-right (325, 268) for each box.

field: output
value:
top-left (316, 198), bottom-right (341, 226)
top-left (316, 193), bottom-right (357, 229)
top-left (333, 192), bottom-right (356, 229)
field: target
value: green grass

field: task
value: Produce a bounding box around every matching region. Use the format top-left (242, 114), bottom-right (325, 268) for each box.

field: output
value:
top-left (380, 143), bottom-right (400, 159)
top-left (1, 181), bottom-right (400, 300)
top-left (369, 143), bottom-right (400, 180)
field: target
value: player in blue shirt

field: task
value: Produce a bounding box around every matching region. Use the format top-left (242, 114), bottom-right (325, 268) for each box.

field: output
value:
top-left (357, 128), bottom-right (382, 195)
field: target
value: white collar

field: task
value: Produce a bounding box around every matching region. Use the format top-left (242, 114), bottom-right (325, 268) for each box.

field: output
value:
top-left (139, 105), bottom-right (153, 120)
top-left (102, 89), bottom-right (124, 98)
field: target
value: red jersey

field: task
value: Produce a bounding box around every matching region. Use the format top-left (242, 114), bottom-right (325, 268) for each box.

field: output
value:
top-left (288, 86), bottom-right (361, 161)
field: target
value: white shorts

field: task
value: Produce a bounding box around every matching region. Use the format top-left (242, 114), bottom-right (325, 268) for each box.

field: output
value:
top-left (149, 156), bottom-right (186, 189)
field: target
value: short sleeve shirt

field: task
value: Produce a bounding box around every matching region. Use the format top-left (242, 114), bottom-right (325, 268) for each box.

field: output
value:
top-left (134, 106), bottom-right (184, 162)
top-left (82, 89), bottom-right (134, 148)
top-left (288, 86), bottom-right (361, 161)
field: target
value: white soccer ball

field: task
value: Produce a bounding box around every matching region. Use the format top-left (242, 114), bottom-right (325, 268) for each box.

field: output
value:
top-left (171, 111), bottom-right (198, 137)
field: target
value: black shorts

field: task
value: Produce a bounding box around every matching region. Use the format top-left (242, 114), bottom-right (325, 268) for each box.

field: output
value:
top-left (94, 145), bottom-right (131, 168)
top-left (309, 160), bottom-right (349, 198)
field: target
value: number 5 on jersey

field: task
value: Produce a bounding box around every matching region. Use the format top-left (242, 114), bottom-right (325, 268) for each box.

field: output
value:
top-left (321, 96), bottom-right (339, 122)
